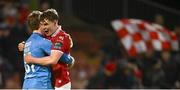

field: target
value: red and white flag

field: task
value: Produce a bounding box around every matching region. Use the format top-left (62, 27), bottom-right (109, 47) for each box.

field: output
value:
top-left (111, 18), bottom-right (179, 57)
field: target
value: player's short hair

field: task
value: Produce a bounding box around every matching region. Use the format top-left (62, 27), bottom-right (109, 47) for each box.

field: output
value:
top-left (27, 11), bottom-right (42, 30)
top-left (40, 8), bottom-right (59, 22)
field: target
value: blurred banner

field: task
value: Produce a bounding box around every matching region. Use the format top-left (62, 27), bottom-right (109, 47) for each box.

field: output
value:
top-left (111, 18), bottom-right (179, 57)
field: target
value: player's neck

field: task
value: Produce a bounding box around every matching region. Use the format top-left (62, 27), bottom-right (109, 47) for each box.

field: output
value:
top-left (51, 25), bottom-right (60, 37)
top-left (54, 25), bottom-right (59, 32)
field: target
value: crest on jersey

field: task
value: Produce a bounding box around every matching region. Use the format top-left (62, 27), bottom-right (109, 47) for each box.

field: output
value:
top-left (54, 42), bottom-right (62, 49)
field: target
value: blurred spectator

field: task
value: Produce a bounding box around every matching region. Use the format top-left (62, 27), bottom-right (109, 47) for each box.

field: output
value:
top-left (86, 60), bottom-right (118, 89)
top-left (0, 29), bottom-right (3, 39)
top-left (0, 55), bottom-right (15, 88)
top-left (138, 49), bottom-right (164, 88)
top-left (3, 1), bottom-right (17, 27)
top-left (117, 62), bottom-right (137, 89)
top-left (160, 51), bottom-right (178, 88)
top-left (0, 56), bottom-right (3, 88)
top-left (0, 23), bottom-right (10, 38)
top-left (39, 1), bottom-right (50, 11)
top-left (4, 72), bottom-right (21, 89)
top-left (154, 14), bottom-right (164, 26)
top-left (18, 3), bottom-right (29, 25)
top-left (173, 25), bottom-right (180, 88)
top-left (174, 24), bottom-right (180, 49)
top-left (142, 58), bottom-right (166, 88)
top-left (70, 50), bottom-right (91, 89)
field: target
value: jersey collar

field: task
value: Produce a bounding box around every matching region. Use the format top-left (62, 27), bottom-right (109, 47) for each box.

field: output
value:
top-left (51, 26), bottom-right (62, 37)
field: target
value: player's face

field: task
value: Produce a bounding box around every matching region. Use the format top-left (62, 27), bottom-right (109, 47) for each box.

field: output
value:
top-left (40, 19), bottom-right (56, 36)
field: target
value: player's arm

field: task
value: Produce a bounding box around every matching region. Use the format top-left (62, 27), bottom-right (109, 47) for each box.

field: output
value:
top-left (24, 50), bottom-right (73, 65)
top-left (25, 37), bottom-right (74, 65)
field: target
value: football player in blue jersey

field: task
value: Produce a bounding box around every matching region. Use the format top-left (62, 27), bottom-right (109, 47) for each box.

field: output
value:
top-left (22, 10), bottom-right (73, 89)
top-left (22, 10), bottom-right (52, 89)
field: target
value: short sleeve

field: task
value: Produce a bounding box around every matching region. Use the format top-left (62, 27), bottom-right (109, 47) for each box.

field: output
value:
top-left (51, 35), bottom-right (65, 51)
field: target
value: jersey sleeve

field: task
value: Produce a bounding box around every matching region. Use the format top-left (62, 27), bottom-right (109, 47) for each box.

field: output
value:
top-left (40, 39), bottom-right (52, 55)
top-left (51, 35), bottom-right (65, 51)
top-left (51, 34), bottom-right (73, 53)
top-left (51, 36), bottom-right (64, 51)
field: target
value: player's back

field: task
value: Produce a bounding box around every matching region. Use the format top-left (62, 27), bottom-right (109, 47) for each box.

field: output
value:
top-left (23, 32), bottom-right (52, 89)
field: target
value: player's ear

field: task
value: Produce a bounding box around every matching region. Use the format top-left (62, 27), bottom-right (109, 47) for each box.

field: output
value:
top-left (54, 20), bottom-right (58, 25)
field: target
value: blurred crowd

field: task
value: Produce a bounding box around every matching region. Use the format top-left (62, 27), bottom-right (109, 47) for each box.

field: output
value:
top-left (68, 14), bottom-right (180, 89)
top-left (0, 0), bottom-right (180, 89)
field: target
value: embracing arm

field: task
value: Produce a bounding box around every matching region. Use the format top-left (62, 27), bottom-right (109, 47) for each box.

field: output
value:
top-left (25, 50), bottom-right (62, 65)
top-left (25, 50), bottom-right (73, 66)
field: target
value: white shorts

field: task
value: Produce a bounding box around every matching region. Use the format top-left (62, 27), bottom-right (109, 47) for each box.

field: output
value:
top-left (55, 82), bottom-right (71, 90)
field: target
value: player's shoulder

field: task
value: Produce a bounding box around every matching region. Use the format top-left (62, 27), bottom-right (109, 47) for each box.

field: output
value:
top-left (41, 38), bottom-right (51, 45)
top-left (29, 33), bottom-right (44, 41)
top-left (57, 30), bottom-right (71, 37)
top-left (31, 35), bottom-right (51, 47)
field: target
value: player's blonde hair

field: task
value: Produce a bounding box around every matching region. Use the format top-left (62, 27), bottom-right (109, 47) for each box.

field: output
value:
top-left (27, 11), bottom-right (42, 30)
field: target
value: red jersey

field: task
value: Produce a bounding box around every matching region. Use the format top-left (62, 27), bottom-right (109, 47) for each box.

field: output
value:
top-left (46, 26), bottom-right (73, 87)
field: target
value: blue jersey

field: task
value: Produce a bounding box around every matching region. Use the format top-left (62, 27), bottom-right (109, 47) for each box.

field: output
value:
top-left (23, 32), bottom-right (52, 89)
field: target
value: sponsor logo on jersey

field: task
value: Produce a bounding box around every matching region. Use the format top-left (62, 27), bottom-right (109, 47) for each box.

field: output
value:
top-left (54, 42), bottom-right (62, 49)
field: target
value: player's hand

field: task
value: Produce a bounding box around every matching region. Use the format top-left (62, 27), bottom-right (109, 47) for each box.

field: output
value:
top-left (18, 41), bottom-right (25, 51)
top-left (68, 56), bottom-right (75, 69)
top-left (24, 54), bottom-right (33, 63)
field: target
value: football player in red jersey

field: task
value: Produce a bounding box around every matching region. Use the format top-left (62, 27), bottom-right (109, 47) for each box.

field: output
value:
top-left (24, 9), bottom-right (74, 90)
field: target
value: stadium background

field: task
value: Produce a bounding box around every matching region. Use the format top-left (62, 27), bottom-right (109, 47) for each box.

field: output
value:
top-left (0, 0), bottom-right (180, 89)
